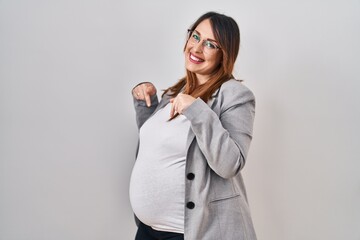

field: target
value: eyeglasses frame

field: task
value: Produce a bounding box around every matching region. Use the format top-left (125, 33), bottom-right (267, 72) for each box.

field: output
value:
top-left (186, 29), bottom-right (221, 52)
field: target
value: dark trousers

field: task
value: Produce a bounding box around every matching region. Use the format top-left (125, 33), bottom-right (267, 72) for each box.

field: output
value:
top-left (135, 221), bottom-right (184, 240)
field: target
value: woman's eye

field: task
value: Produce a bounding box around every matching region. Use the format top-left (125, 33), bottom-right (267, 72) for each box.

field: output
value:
top-left (192, 34), bottom-right (200, 42)
top-left (205, 41), bottom-right (216, 49)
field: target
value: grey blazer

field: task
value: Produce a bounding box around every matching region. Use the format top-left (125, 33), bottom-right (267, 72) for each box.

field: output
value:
top-left (132, 79), bottom-right (257, 240)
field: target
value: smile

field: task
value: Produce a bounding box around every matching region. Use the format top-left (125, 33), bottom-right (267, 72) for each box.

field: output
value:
top-left (189, 53), bottom-right (204, 64)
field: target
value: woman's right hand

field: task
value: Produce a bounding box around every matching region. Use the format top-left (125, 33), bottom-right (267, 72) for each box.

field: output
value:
top-left (132, 82), bottom-right (157, 107)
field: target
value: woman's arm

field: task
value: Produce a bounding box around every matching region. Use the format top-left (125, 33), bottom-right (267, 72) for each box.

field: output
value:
top-left (182, 82), bottom-right (255, 179)
top-left (132, 82), bottom-right (158, 129)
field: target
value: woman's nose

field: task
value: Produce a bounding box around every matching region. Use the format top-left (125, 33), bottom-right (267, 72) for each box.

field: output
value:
top-left (192, 41), bottom-right (203, 53)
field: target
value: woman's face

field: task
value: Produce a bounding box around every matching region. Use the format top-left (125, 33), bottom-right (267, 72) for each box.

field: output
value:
top-left (185, 19), bottom-right (222, 84)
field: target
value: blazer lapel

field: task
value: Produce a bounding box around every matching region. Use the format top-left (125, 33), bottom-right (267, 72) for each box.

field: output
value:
top-left (207, 87), bottom-right (221, 109)
top-left (155, 94), bottom-right (171, 111)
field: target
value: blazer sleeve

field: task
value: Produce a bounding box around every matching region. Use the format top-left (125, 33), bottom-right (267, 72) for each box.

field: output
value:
top-left (133, 93), bottom-right (159, 129)
top-left (182, 82), bottom-right (255, 179)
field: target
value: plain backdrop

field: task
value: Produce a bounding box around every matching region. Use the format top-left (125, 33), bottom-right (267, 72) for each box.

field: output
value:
top-left (1, 0), bottom-right (359, 239)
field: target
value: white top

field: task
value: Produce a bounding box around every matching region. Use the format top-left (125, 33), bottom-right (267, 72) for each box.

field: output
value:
top-left (129, 103), bottom-right (190, 233)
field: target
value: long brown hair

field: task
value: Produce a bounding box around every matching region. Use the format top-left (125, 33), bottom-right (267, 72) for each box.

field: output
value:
top-left (163, 12), bottom-right (241, 102)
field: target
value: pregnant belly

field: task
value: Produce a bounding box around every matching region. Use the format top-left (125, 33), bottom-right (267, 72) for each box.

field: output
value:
top-left (129, 157), bottom-right (185, 231)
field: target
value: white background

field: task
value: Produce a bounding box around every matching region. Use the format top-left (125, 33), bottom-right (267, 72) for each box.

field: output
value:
top-left (1, 0), bottom-right (359, 239)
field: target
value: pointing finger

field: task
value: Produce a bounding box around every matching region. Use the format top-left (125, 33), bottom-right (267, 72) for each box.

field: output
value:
top-left (144, 91), bottom-right (151, 107)
top-left (170, 98), bottom-right (175, 117)
top-left (140, 84), bottom-right (151, 107)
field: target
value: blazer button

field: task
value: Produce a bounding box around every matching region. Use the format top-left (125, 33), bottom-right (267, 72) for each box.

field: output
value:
top-left (187, 173), bottom-right (195, 180)
top-left (186, 201), bottom-right (195, 209)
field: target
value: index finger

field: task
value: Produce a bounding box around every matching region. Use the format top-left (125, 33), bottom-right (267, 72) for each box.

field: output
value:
top-left (144, 91), bottom-right (151, 107)
top-left (169, 98), bottom-right (175, 118)
top-left (140, 84), bottom-right (151, 107)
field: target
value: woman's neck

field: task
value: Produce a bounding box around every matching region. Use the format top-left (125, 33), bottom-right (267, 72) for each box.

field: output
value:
top-left (196, 74), bottom-right (210, 85)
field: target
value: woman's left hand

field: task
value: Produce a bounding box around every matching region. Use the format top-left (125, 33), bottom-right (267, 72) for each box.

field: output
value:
top-left (170, 93), bottom-right (196, 118)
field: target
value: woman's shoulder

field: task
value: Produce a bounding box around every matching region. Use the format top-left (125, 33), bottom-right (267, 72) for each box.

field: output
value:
top-left (219, 79), bottom-right (255, 102)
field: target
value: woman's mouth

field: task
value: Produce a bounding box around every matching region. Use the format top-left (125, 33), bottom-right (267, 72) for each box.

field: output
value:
top-left (189, 53), bottom-right (204, 64)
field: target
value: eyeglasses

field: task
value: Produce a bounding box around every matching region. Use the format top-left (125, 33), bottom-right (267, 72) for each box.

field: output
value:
top-left (187, 29), bottom-right (221, 54)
